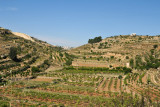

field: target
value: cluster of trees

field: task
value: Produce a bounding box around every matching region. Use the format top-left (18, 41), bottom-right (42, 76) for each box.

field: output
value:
top-left (130, 45), bottom-right (160, 70)
top-left (88, 36), bottom-right (102, 44)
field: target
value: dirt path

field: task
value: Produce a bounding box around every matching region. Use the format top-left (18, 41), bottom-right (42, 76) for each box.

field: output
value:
top-left (97, 78), bottom-right (105, 92)
top-left (116, 79), bottom-right (120, 92)
top-left (142, 73), bottom-right (148, 84)
top-left (110, 79), bottom-right (115, 92)
top-left (103, 80), bottom-right (109, 92)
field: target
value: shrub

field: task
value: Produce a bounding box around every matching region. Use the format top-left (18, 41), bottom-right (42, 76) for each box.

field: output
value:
top-left (110, 56), bottom-right (114, 59)
top-left (118, 75), bottom-right (123, 79)
top-left (129, 59), bottom-right (134, 68)
top-left (32, 66), bottom-right (40, 74)
top-left (126, 56), bottom-right (129, 59)
top-left (44, 60), bottom-right (49, 65)
top-left (0, 75), bottom-right (2, 82)
top-left (153, 44), bottom-right (158, 49)
top-left (66, 60), bottom-right (72, 66)
top-left (9, 47), bottom-right (18, 61)
top-left (122, 67), bottom-right (132, 74)
top-left (59, 53), bottom-right (63, 57)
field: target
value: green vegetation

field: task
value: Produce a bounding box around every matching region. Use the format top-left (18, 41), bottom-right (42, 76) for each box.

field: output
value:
top-left (88, 36), bottom-right (102, 44)
top-left (32, 66), bottom-right (40, 74)
top-left (118, 75), bottom-right (123, 79)
top-left (64, 66), bottom-right (132, 74)
top-left (1, 28), bottom-right (160, 106)
top-left (9, 47), bottom-right (18, 61)
top-left (133, 48), bottom-right (160, 70)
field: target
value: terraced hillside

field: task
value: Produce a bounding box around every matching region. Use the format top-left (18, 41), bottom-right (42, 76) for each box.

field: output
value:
top-left (70, 35), bottom-right (160, 68)
top-left (0, 28), bottom-right (73, 85)
top-left (1, 66), bottom-right (159, 106)
top-left (0, 28), bottom-right (160, 107)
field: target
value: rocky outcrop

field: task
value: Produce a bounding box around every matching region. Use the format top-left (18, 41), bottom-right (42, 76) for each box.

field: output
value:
top-left (12, 32), bottom-right (35, 42)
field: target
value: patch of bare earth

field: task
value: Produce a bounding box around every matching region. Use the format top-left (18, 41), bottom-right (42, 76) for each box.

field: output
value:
top-left (97, 78), bottom-right (105, 92)
top-left (116, 79), bottom-right (120, 92)
top-left (103, 80), bottom-right (109, 92)
top-left (110, 79), bottom-right (115, 92)
top-left (45, 66), bottom-right (63, 72)
top-left (142, 74), bottom-right (148, 84)
top-left (32, 76), bottom-right (53, 82)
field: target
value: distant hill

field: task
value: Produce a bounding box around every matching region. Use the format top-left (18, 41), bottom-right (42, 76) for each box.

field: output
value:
top-left (70, 35), bottom-right (160, 69)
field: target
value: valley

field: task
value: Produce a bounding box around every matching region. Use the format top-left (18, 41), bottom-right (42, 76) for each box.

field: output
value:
top-left (0, 28), bottom-right (160, 107)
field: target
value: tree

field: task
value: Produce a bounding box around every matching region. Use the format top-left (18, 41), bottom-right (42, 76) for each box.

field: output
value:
top-left (44, 60), bottom-right (49, 65)
top-left (118, 75), bottom-right (123, 79)
top-left (129, 59), bottom-right (134, 68)
top-left (59, 52), bottom-right (63, 57)
top-left (126, 56), bottom-right (129, 59)
top-left (31, 66), bottom-right (40, 74)
top-left (83, 56), bottom-right (86, 60)
top-left (66, 60), bottom-right (72, 66)
top-left (0, 75), bottom-right (2, 82)
top-left (110, 56), bottom-right (114, 59)
top-left (88, 36), bottom-right (102, 44)
top-left (9, 47), bottom-right (18, 61)
top-left (153, 44), bottom-right (158, 49)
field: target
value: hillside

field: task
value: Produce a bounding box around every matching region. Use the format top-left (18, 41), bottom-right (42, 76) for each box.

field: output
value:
top-left (0, 29), bottom-right (160, 106)
top-left (0, 28), bottom-right (73, 82)
top-left (70, 35), bottom-right (160, 68)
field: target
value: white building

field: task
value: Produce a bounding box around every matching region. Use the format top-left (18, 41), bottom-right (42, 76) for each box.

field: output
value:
top-left (130, 33), bottom-right (136, 36)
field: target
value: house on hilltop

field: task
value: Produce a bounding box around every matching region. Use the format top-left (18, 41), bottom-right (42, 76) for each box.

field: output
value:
top-left (130, 33), bottom-right (136, 36)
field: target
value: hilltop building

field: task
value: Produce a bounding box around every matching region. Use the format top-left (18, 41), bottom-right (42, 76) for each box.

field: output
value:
top-left (130, 33), bottom-right (136, 36)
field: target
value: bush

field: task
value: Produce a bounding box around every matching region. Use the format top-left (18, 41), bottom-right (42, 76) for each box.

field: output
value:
top-left (0, 75), bottom-right (2, 82)
top-left (83, 56), bottom-right (86, 60)
top-left (130, 59), bottom-right (134, 68)
top-left (110, 56), bottom-right (114, 59)
top-left (44, 60), bottom-right (49, 65)
top-left (9, 47), bottom-right (18, 61)
top-left (118, 75), bottom-right (123, 79)
top-left (126, 56), bottom-right (129, 59)
top-left (153, 44), bottom-right (158, 49)
top-left (32, 66), bottom-right (40, 74)
top-left (122, 67), bottom-right (132, 74)
top-left (59, 53), bottom-right (63, 57)
top-left (66, 60), bottom-right (72, 66)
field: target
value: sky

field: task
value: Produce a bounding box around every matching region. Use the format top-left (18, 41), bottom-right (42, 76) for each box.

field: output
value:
top-left (0, 0), bottom-right (160, 47)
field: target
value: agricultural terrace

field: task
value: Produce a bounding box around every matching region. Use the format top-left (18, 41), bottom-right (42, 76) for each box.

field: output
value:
top-left (0, 66), bottom-right (160, 106)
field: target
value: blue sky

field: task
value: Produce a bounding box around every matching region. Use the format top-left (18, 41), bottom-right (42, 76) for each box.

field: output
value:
top-left (0, 0), bottom-right (160, 47)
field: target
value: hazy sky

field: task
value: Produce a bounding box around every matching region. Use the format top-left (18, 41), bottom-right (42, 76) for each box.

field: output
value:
top-left (0, 0), bottom-right (160, 47)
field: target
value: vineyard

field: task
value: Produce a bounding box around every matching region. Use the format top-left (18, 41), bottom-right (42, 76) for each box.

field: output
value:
top-left (0, 66), bottom-right (160, 106)
top-left (0, 28), bottom-right (160, 106)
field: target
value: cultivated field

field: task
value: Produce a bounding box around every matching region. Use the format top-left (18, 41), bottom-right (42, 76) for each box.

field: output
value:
top-left (1, 66), bottom-right (160, 106)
